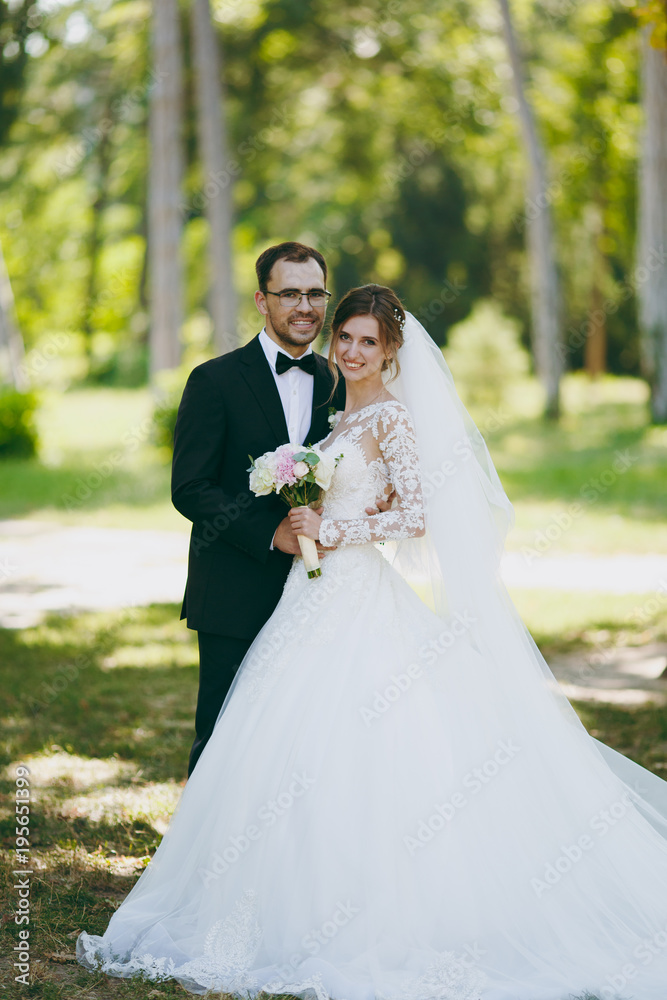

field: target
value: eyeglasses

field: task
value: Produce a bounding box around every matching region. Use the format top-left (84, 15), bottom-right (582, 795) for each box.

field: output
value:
top-left (265, 288), bottom-right (332, 309)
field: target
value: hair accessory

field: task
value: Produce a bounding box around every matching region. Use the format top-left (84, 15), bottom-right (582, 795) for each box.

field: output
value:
top-left (393, 307), bottom-right (406, 332)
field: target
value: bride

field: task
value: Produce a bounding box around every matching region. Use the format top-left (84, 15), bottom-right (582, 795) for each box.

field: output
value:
top-left (78, 285), bottom-right (667, 1000)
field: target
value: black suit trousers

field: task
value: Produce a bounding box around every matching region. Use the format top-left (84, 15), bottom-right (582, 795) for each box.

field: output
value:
top-left (188, 631), bottom-right (252, 777)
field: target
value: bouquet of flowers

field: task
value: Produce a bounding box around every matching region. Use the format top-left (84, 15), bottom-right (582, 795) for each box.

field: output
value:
top-left (248, 443), bottom-right (342, 579)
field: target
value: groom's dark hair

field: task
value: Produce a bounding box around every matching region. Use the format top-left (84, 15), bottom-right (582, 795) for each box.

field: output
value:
top-left (255, 242), bottom-right (327, 291)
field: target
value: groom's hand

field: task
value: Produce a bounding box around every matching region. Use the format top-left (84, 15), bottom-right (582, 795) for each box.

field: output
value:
top-left (273, 515), bottom-right (335, 556)
top-left (273, 516), bottom-right (302, 555)
top-left (366, 489), bottom-right (396, 516)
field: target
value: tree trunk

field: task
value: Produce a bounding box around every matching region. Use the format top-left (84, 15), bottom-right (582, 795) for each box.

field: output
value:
top-left (190, 0), bottom-right (237, 355)
top-left (498, 0), bottom-right (563, 419)
top-left (82, 100), bottom-right (112, 361)
top-left (585, 203), bottom-right (607, 379)
top-left (148, 0), bottom-right (185, 376)
top-left (637, 27), bottom-right (667, 423)
top-left (584, 280), bottom-right (607, 379)
top-left (0, 238), bottom-right (27, 390)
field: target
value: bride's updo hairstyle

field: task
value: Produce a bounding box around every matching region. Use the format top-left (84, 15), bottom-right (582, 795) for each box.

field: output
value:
top-left (328, 284), bottom-right (405, 395)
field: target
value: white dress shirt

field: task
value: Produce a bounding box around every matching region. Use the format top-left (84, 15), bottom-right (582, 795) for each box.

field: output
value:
top-left (258, 328), bottom-right (315, 445)
top-left (258, 329), bottom-right (316, 552)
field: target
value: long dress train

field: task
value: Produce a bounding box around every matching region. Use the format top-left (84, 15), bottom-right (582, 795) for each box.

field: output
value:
top-left (78, 399), bottom-right (667, 1000)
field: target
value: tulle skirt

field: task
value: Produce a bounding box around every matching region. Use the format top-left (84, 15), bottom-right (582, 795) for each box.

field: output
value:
top-left (78, 543), bottom-right (667, 1000)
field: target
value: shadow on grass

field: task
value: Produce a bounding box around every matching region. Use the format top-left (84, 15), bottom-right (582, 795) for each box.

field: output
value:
top-left (0, 604), bottom-right (197, 784)
top-left (0, 605), bottom-right (198, 995)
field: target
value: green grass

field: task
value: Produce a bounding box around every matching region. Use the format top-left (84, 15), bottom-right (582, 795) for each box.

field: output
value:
top-left (0, 605), bottom-right (197, 997)
top-left (484, 374), bottom-right (667, 554)
top-left (0, 388), bottom-right (185, 531)
top-left (1, 375), bottom-right (666, 546)
top-left (509, 587), bottom-right (667, 654)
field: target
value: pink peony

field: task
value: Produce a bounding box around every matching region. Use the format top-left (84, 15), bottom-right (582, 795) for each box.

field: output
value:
top-left (274, 444), bottom-right (298, 490)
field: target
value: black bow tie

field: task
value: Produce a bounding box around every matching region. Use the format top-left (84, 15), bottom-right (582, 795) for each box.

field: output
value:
top-left (275, 352), bottom-right (317, 376)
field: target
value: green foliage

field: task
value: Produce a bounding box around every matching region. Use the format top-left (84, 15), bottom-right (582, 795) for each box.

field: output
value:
top-left (0, 0), bottom-right (30, 144)
top-left (444, 299), bottom-right (530, 410)
top-left (635, 2), bottom-right (667, 46)
top-left (0, 0), bottom-right (649, 385)
top-left (85, 340), bottom-right (148, 388)
top-left (0, 388), bottom-right (38, 459)
top-left (151, 367), bottom-right (189, 454)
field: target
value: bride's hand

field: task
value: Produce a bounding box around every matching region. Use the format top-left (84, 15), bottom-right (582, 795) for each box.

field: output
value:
top-left (288, 506), bottom-right (323, 541)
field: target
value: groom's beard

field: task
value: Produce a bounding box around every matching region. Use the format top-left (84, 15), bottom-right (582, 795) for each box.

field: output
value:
top-left (266, 305), bottom-right (325, 350)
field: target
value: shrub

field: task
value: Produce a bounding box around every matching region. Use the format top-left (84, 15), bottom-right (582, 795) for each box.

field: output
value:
top-left (444, 300), bottom-right (530, 411)
top-left (86, 343), bottom-right (149, 388)
top-left (0, 388), bottom-right (39, 459)
top-left (151, 367), bottom-right (189, 454)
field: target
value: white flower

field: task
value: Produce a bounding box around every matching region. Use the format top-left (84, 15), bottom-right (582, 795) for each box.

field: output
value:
top-left (328, 411), bottom-right (341, 429)
top-left (312, 449), bottom-right (337, 490)
top-left (249, 455), bottom-right (276, 496)
top-left (293, 461), bottom-right (309, 479)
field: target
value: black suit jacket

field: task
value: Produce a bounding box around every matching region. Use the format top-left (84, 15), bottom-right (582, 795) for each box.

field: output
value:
top-left (171, 334), bottom-right (345, 638)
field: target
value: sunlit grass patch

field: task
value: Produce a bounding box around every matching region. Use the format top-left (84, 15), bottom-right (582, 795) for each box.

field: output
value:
top-left (1, 749), bottom-right (180, 836)
top-left (0, 604), bottom-right (196, 786)
top-left (3, 750), bottom-right (137, 793)
top-left (509, 588), bottom-right (667, 653)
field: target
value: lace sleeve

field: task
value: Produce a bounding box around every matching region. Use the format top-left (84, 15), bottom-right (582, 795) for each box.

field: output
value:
top-left (319, 403), bottom-right (425, 547)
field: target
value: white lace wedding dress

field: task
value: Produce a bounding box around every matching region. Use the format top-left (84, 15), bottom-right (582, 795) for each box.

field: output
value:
top-left (78, 399), bottom-right (667, 1000)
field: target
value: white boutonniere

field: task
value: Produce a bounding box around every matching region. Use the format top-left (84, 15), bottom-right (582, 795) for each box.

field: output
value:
top-left (328, 407), bottom-right (341, 429)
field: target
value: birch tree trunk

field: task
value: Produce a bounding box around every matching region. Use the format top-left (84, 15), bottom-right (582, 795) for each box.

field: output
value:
top-left (190, 0), bottom-right (237, 355)
top-left (584, 202), bottom-right (607, 379)
top-left (637, 27), bottom-right (667, 423)
top-left (148, 0), bottom-right (185, 375)
top-left (0, 238), bottom-right (27, 390)
top-left (82, 99), bottom-right (112, 361)
top-left (498, 0), bottom-right (563, 419)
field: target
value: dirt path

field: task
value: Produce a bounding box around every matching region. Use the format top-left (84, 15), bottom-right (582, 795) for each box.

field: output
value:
top-left (2, 519), bottom-right (666, 705)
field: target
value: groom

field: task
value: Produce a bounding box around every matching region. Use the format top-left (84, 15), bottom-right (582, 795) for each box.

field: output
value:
top-left (172, 242), bottom-right (346, 776)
